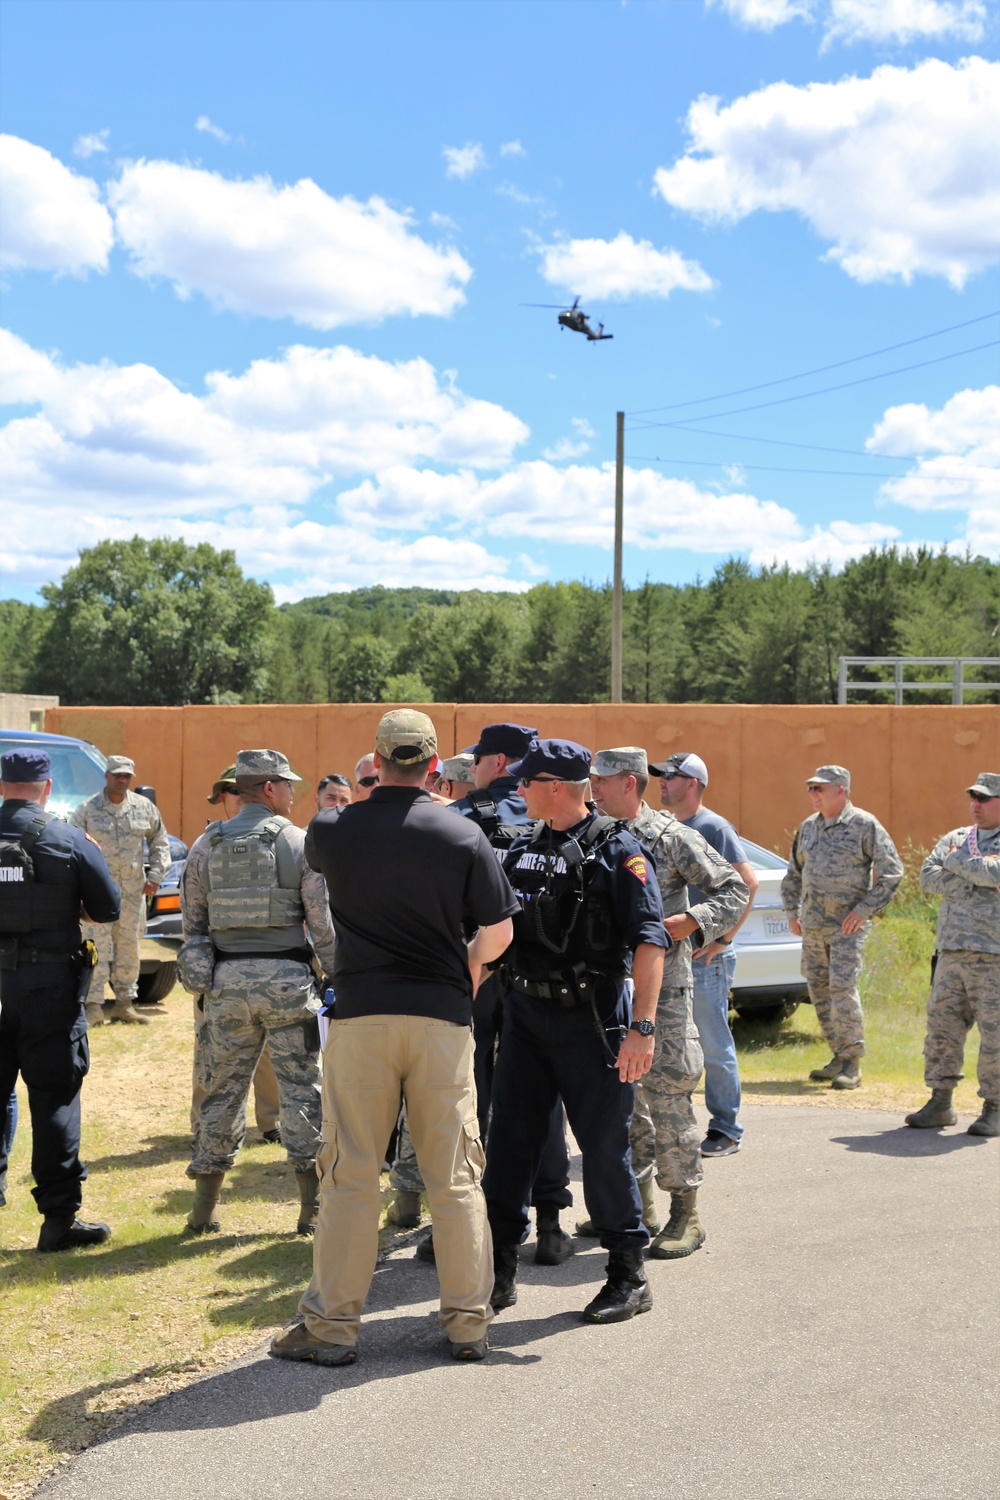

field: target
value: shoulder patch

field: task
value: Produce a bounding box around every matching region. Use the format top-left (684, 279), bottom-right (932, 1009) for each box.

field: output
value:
top-left (624, 854), bottom-right (648, 884)
top-left (85, 832), bottom-right (103, 847)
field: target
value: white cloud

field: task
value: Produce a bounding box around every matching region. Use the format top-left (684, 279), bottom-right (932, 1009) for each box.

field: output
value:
top-left (543, 418), bottom-right (596, 461)
top-left (747, 519), bottom-right (905, 570)
top-left (707, 0), bottom-right (986, 42)
top-left (867, 385), bottom-right (1000, 556)
top-left (443, 142), bottom-right (487, 180)
top-left (108, 159), bottom-right (472, 328)
top-left (500, 140), bottom-right (526, 157)
top-left (0, 135), bottom-right (114, 275)
top-left (655, 58), bottom-right (1000, 288)
top-left (73, 129), bottom-right (110, 159)
top-left (707, 0), bottom-right (812, 29)
top-left (538, 233), bottom-right (714, 301)
top-left (195, 115), bottom-right (231, 142)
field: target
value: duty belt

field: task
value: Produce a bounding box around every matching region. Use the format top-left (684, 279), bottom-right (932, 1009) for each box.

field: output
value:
top-left (510, 968), bottom-right (626, 1008)
top-left (214, 946), bottom-right (313, 964)
top-left (18, 947), bottom-right (78, 965)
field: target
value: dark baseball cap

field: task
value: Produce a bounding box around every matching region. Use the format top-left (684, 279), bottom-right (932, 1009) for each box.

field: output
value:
top-left (471, 722), bottom-right (539, 759)
top-left (509, 738), bottom-right (592, 782)
top-left (1, 748), bottom-right (52, 781)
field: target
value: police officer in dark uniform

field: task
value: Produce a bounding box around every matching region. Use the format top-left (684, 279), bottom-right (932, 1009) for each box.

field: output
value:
top-left (0, 748), bottom-right (121, 1250)
top-left (483, 738), bottom-right (669, 1323)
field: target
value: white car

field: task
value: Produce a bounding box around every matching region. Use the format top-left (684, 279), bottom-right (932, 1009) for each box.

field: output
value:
top-left (729, 838), bottom-right (808, 1022)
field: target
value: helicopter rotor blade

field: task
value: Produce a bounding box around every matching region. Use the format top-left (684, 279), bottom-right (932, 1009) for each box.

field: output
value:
top-left (520, 302), bottom-right (574, 309)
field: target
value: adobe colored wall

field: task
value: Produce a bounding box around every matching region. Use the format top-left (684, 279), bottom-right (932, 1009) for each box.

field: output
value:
top-left (45, 703), bottom-right (997, 856)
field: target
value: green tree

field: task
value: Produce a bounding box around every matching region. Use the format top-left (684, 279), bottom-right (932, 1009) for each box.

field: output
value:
top-left (334, 636), bottom-right (394, 701)
top-left (0, 601), bottom-right (48, 693)
top-left (31, 538), bottom-right (272, 705)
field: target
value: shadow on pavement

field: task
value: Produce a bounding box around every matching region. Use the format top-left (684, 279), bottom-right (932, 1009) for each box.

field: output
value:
top-left (831, 1127), bottom-right (989, 1157)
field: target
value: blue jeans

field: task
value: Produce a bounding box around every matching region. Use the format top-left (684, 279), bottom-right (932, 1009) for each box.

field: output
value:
top-left (691, 949), bottom-right (742, 1143)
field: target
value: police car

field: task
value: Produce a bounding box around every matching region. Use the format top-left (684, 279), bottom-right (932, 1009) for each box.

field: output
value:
top-left (729, 838), bottom-right (807, 1022)
top-left (0, 728), bottom-right (185, 1004)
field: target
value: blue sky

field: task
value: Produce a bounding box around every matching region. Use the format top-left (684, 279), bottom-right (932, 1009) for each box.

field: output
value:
top-left (1, 0), bottom-right (997, 604)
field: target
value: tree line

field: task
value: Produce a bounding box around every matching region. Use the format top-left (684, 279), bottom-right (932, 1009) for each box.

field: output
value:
top-left (1, 537), bottom-right (997, 707)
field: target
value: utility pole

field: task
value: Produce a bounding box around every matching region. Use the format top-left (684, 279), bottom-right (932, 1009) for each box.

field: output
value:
top-left (611, 410), bottom-right (624, 702)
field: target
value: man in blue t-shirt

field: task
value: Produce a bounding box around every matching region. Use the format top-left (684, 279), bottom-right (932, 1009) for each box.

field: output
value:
top-left (652, 752), bottom-right (758, 1156)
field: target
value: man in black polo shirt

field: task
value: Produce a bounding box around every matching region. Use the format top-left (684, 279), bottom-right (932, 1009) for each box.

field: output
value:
top-left (272, 710), bottom-right (517, 1367)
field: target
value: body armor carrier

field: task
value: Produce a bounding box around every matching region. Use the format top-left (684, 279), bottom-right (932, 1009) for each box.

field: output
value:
top-left (204, 816), bottom-right (305, 933)
top-left (506, 815), bottom-right (622, 980)
top-left (0, 811), bottom-right (79, 937)
top-left (465, 789), bottom-right (527, 853)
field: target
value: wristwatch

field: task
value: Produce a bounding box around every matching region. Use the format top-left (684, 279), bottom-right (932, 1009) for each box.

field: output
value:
top-left (629, 1018), bottom-right (655, 1037)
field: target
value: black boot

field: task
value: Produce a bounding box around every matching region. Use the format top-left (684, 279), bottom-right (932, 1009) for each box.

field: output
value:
top-left (582, 1250), bottom-right (653, 1324)
top-left (490, 1244), bottom-right (519, 1312)
top-left (37, 1216), bottom-right (111, 1252)
top-left (534, 1210), bottom-right (575, 1266)
top-left (415, 1228), bottom-right (436, 1263)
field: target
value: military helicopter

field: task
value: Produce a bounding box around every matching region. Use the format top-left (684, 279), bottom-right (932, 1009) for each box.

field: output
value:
top-left (522, 295), bottom-right (613, 341)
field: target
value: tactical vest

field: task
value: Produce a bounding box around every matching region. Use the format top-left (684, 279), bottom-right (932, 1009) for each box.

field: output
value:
top-left (0, 812), bottom-right (80, 936)
top-left (203, 816), bottom-right (305, 936)
top-left (465, 789), bottom-right (527, 853)
top-left (504, 815), bottom-right (622, 980)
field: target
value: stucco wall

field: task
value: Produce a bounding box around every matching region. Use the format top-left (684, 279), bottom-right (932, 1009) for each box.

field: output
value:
top-left (44, 703), bottom-right (998, 856)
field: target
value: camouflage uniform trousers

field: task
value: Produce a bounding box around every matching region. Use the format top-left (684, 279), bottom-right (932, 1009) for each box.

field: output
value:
top-left (188, 957), bottom-right (322, 1176)
top-left (924, 950), bottom-right (1000, 1102)
top-left (800, 924), bottom-right (869, 1060)
top-left (82, 889), bottom-right (146, 1003)
top-left (389, 1105), bottom-right (424, 1194)
top-left (190, 996), bottom-right (281, 1135)
top-left (630, 987), bottom-right (704, 1192)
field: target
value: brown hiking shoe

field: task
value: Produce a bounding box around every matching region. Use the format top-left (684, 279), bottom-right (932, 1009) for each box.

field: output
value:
top-left (648, 1189), bottom-right (705, 1259)
top-left (270, 1321), bottom-right (356, 1366)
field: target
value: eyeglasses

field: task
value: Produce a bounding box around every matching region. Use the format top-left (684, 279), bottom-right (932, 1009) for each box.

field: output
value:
top-left (969, 791), bottom-right (997, 804)
top-left (519, 775), bottom-right (560, 787)
top-left (357, 775), bottom-right (379, 788)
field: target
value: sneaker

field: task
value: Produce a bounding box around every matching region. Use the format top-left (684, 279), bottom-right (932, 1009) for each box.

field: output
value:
top-left (269, 1321), bottom-right (357, 1366)
top-left (701, 1130), bottom-right (740, 1158)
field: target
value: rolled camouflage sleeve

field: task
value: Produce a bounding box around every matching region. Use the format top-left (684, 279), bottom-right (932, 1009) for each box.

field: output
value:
top-left (180, 834), bottom-right (211, 939)
top-left (146, 804), bottom-right (172, 885)
top-left (856, 824), bottom-right (904, 917)
top-left (301, 864), bottom-right (337, 974)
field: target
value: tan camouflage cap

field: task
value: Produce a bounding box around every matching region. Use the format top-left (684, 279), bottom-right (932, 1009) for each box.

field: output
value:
top-left (966, 771), bottom-right (1000, 798)
top-left (234, 749), bottom-right (302, 781)
top-left (591, 746), bottom-right (648, 778)
top-left (807, 764), bottom-right (851, 789)
top-left (106, 755), bottom-right (135, 775)
top-left (375, 709), bottom-right (437, 763)
top-left (207, 763), bottom-right (238, 803)
top-left (439, 753), bottom-right (476, 785)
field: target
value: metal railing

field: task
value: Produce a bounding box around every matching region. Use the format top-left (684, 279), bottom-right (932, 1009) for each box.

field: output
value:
top-left (838, 657), bottom-right (1000, 705)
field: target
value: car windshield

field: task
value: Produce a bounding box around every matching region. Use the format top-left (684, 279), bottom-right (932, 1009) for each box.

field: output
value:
top-left (0, 736), bottom-right (107, 819)
top-left (742, 838), bottom-right (788, 872)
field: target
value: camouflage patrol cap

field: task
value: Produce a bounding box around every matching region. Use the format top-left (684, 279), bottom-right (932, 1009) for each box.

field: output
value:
top-left (807, 765), bottom-right (851, 789)
top-left (966, 771), bottom-right (1000, 798)
top-left (234, 749), bottom-right (302, 782)
top-left (375, 709), bottom-right (437, 763)
top-left (106, 755), bottom-right (136, 775)
top-left (591, 746), bottom-right (648, 778)
top-left (439, 753), bottom-right (476, 785)
top-left (207, 763), bottom-right (238, 803)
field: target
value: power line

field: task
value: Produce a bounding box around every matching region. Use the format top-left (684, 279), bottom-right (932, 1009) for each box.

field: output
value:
top-left (628, 310), bottom-right (1000, 417)
top-left (634, 423), bottom-right (981, 463)
top-left (626, 340), bottom-right (999, 429)
top-left (627, 454), bottom-right (989, 482)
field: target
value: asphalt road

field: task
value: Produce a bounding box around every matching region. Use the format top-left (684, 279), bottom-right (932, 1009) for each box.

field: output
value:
top-left (38, 1105), bottom-right (1000, 1500)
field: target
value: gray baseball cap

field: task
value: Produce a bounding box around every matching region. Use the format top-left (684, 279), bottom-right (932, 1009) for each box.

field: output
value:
top-left (375, 708), bottom-right (437, 763)
top-left (439, 753), bottom-right (476, 784)
top-left (649, 750), bottom-right (709, 785)
top-left (807, 765), bottom-right (851, 789)
top-left (967, 770), bottom-right (1000, 798)
top-left (591, 746), bottom-right (648, 778)
top-left (234, 749), bottom-right (302, 781)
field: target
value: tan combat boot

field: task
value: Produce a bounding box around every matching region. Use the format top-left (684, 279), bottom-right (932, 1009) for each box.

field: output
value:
top-left (648, 1189), bottom-right (705, 1259)
top-left (84, 1001), bottom-right (105, 1028)
top-left (186, 1172), bottom-right (225, 1233)
top-left (107, 999), bottom-right (150, 1025)
top-left (831, 1058), bottom-right (862, 1090)
top-left (385, 1190), bottom-right (422, 1228)
top-left (809, 1055), bottom-right (843, 1081)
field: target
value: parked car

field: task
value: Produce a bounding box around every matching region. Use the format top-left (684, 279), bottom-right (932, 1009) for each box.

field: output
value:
top-left (729, 838), bottom-right (808, 1023)
top-left (0, 728), bottom-right (185, 1004)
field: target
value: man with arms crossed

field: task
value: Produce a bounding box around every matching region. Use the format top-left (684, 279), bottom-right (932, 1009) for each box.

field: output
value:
top-left (273, 710), bottom-right (517, 1365)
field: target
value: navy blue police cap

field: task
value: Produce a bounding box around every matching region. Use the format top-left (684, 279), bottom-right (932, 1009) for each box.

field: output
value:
top-left (1, 748), bottom-right (52, 781)
top-left (509, 738), bottom-right (593, 782)
top-left (471, 722), bottom-right (539, 759)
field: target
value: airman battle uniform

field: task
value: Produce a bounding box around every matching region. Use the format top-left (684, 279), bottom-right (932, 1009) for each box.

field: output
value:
top-left (484, 740), bottom-right (668, 1323)
top-left (0, 749), bottom-right (121, 1250)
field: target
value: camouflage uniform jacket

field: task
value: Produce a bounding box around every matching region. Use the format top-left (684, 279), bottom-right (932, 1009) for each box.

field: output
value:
top-left (781, 801), bottom-right (903, 931)
top-left (629, 802), bottom-right (750, 988)
top-left (920, 823), bottom-right (1000, 955)
top-left (70, 787), bottom-right (172, 897)
top-left (181, 812), bottom-right (338, 974)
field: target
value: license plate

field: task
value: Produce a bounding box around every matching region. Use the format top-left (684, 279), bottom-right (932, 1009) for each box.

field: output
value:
top-left (764, 915), bottom-right (791, 938)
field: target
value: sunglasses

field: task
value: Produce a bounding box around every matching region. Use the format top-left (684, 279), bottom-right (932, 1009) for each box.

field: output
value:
top-left (969, 791), bottom-right (997, 804)
top-left (357, 775), bottom-right (379, 788)
top-left (519, 775), bottom-right (560, 787)
top-left (661, 771), bottom-right (693, 781)
top-left (806, 784), bottom-right (827, 792)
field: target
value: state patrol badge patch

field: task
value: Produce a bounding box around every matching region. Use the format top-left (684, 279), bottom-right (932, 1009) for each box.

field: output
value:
top-left (84, 833), bottom-right (102, 847)
top-left (624, 855), bottom-right (648, 884)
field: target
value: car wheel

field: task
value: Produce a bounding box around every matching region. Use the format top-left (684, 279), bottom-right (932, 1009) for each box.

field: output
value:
top-left (733, 1000), bottom-right (799, 1025)
top-left (135, 962), bottom-right (178, 1005)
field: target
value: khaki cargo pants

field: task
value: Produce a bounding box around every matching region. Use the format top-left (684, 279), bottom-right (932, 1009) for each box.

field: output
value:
top-left (298, 1013), bottom-right (492, 1349)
